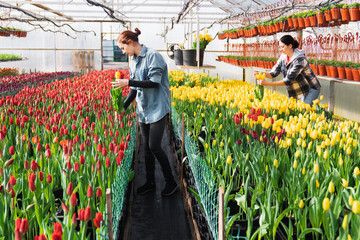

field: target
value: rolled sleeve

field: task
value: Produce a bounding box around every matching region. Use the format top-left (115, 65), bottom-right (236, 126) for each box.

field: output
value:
top-left (269, 58), bottom-right (282, 78)
top-left (147, 52), bottom-right (165, 84)
top-left (283, 59), bottom-right (306, 86)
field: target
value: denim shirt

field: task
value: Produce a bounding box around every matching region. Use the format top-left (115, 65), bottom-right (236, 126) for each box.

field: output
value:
top-left (130, 45), bottom-right (170, 124)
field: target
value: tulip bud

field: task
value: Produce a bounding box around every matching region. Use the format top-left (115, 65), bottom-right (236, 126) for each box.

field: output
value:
top-left (354, 167), bottom-right (360, 176)
top-left (62, 203), bottom-right (69, 215)
top-left (0, 167), bottom-right (3, 177)
top-left (45, 149), bottom-right (51, 158)
top-left (87, 185), bottom-right (93, 198)
top-left (71, 192), bottom-right (77, 207)
top-left (36, 143), bottom-right (42, 152)
top-left (97, 160), bottom-right (101, 171)
top-left (328, 181), bottom-right (335, 194)
top-left (80, 143), bottom-right (85, 151)
top-left (47, 174), bottom-right (52, 183)
top-left (15, 229), bottom-right (22, 240)
top-left (0, 185), bottom-right (3, 194)
top-left (342, 179), bottom-right (348, 188)
top-left (9, 175), bottom-right (17, 186)
top-left (314, 163), bottom-right (319, 173)
top-left (67, 161), bottom-right (72, 170)
top-left (26, 203), bottom-right (35, 212)
top-left (106, 158), bottom-right (111, 168)
top-left (79, 155), bottom-right (85, 164)
top-left (39, 171), bottom-right (44, 181)
top-left (4, 158), bottom-right (15, 167)
top-left (299, 199), bottom-right (305, 209)
top-left (24, 160), bottom-right (29, 170)
top-left (323, 197), bottom-right (330, 211)
top-left (342, 214), bottom-right (348, 230)
top-left (31, 160), bottom-right (38, 171)
top-left (96, 188), bottom-right (102, 198)
top-left (74, 162), bottom-right (79, 173)
top-left (9, 146), bottom-right (15, 155)
top-left (72, 213), bottom-right (78, 227)
top-left (15, 218), bottom-right (22, 230)
top-left (29, 180), bottom-right (36, 192)
top-left (66, 182), bottom-right (73, 195)
top-left (84, 206), bottom-right (91, 221)
top-left (9, 187), bottom-right (15, 198)
top-left (19, 218), bottom-right (29, 233)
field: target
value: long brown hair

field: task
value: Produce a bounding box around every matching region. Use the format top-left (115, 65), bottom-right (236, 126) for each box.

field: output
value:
top-left (117, 28), bottom-right (141, 44)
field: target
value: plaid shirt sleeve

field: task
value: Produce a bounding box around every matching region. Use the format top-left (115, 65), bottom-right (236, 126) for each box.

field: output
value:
top-left (269, 57), bottom-right (283, 78)
top-left (283, 58), bottom-right (311, 99)
top-left (283, 58), bottom-right (307, 86)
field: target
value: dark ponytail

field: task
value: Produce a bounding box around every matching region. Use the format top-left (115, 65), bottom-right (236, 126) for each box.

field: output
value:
top-left (280, 35), bottom-right (299, 49)
top-left (117, 28), bottom-right (141, 44)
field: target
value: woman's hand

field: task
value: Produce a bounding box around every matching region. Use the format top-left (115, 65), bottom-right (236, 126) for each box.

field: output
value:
top-left (111, 79), bottom-right (129, 90)
top-left (257, 79), bottom-right (268, 86)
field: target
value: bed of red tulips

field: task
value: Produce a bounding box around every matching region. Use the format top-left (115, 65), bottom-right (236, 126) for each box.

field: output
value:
top-left (0, 69), bottom-right (135, 240)
top-left (0, 72), bottom-right (74, 97)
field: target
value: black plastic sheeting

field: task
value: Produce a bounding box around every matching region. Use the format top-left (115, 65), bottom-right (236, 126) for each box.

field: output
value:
top-left (129, 127), bottom-right (192, 240)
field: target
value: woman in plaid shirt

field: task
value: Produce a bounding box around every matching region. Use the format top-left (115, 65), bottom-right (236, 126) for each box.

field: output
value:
top-left (257, 35), bottom-right (321, 106)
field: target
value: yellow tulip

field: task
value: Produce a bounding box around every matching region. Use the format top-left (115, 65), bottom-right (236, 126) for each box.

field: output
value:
top-left (226, 155), bottom-right (232, 164)
top-left (352, 200), bottom-right (360, 214)
top-left (212, 140), bottom-right (216, 147)
top-left (314, 163), bottom-right (319, 174)
top-left (349, 195), bottom-right (354, 207)
top-left (342, 179), bottom-right (348, 188)
top-left (302, 168), bottom-right (306, 175)
top-left (220, 141), bottom-right (224, 147)
top-left (323, 150), bottom-right (329, 159)
top-left (328, 181), bottom-right (335, 194)
top-left (293, 160), bottom-right (298, 169)
top-left (302, 141), bottom-right (307, 148)
top-left (323, 197), bottom-right (330, 211)
top-left (274, 159), bottom-right (279, 168)
top-left (346, 147), bottom-right (351, 155)
top-left (297, 138), bottom-right (302, 146)
top-left (219, 113), bottom-right (222, 118)
top-left (204, 143), bottom-right (208, 149)
top-left (342, 214), bottom-right (348, 230)
top-left (348, 234), bottom-right (352, 240)
top-left (265, 165), bottom-right (268, 172)
top-left (194, 112), bottom-right (197, 117)
top-left (354, 167), bottom-right (360, 176)
top-left (316, 180), bottom-right (320, 188)
top-left (320, 95), bottom-right (324, 101)
top-left (299, 199), bottom-right (305, 209)
top-left (295, 150), bottom-right (301, 158)
top-left (115, 71), bottom-right (120, 79)
top-left (339, 157), bottom-right (343, 167)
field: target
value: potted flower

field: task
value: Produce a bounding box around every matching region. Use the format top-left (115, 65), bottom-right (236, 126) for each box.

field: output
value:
top-left (317, 59), bottom-right (327, 76)
top-left (278, 16), bottom-right (288, 31)
top-left (349, 2), bottom-right (360, 21)
top-left (330, 4), bottom-right (340, 21)
top-left (336, 61), bottom-right (346, 79)
top-left (316, 9), bottom-right (325, 26)
top-left (328, 60), bottom-right (338, 78)
top-left (307, 10), bottom-right (318, 26)
top-left (352, 62), bottom-right (360, 81)
top-left (344, 61), bottom-right (353, 81)
top-left (308, 58), bottom-right (318, 75)
top-left (340, 3), bottom-right (351, 22)
top-left (183, 31), bottom-right (213, 66)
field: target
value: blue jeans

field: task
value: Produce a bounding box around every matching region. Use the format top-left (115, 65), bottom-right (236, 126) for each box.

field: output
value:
top-left (302, 88), bottom-right (320, 106)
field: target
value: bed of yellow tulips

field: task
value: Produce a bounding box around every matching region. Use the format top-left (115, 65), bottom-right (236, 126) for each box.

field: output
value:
top-left (171, 71), bottom-right (360, 240)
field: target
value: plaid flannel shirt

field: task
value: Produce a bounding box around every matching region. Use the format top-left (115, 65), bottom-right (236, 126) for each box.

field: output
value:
top-left (270, 49), bottom-right (321, 100)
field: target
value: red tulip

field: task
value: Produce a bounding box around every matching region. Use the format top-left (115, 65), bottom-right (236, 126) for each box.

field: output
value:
top-left (36, 143), bottom-right (42, 151)
top-left (106, 158), bottom-right (111, 168)
top-left (15, 218), bottom-right (22, 230)
top-left (9, 117), bottom-right (14, 125)
top-left (22, 115), bottom-right (28, 123)
top-left (66, 161), bottom-right (72, 170)
top-left (72, 124), bottom-right (76, 131)
top-left (115, 130), bottom-right (119, 137)
top-left (84, 206), bottom-right (91, 221)
top-left (21, 134), bottom-right (27, 142)
top-left (24, 160), bottom-right (29, 170)
top-left (61, 203), bottom-right (69, 214)
top-left (126, 134), bottom-right (131, 141)
top-left (29, 172), bottom-right (36, 182)
top-left (52, 126), bottom-right (58, 134)
top-left (15, 229), bottom-right (22, 240)
top-left (74, 162), bottom-right (79, 172)
top-left (53, 222), bottom-right (62, 234)
top-left (96, 160), bottom-right (101, 171)
top-left (29, 180), bottom-right (36, 192)
top-left (80, 143), bottom-right (85, 151)
top-left (78, 209), bottom-right (84, 221)
top-left (0, 185), bottom-right (3, 193)
top-left (96, 188), bottom-right (102, 198)
top-left (97, 144), bottom-right (102, 153)
top-left (71, 192), bottom-right (77, 207)
top-left (31, 160), bottom-right (38, 171)
top-left (47, 174), bottom-right (52, 183)
top-left (71, 213), bottom-right (77, 227)
top-left (51, 231), bottom-right (62, 240)
top-left (66, 182), bottom-right (73, 195)
top-left (9, 146), bottom-right (15, 155)
top-left (87, 185), bottom-right (93, 198)
top-left (19, 218), bottom-right (29, 233)
top-left (45, 149), bottom-right (51, 158)
top-left (0, 167), bottom-right (2, 177)
top-left (79, 155), bottom-right (85, 164)
top-left (93, 212), bottom-right (104, 228)
top-left (35, 234), bottom-right (47, 240)
top-left (9, 175), bottom-right (17, 186)
top-left (9, 187), bottom-right (15, 198)
top-left (102, 148), bottom-right (108, 157)
top-left (39, 171), bottom-right (44, 181)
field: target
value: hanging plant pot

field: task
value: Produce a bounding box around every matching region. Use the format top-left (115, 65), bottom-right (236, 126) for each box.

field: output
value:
top-left (317, 13), bottom-right (325, 25)
top-left (275, 23), bottom-right (280, 32)
top-left (324, 10), bottom-right (332, 22)
top-left (298, 18), bottom-right (305, 28)
top-left (331, 8), bottom-right (340, 21)
top-left (182, 49), bottom-right (205, 66)
top-left (340, 8), bottom-right (351, 21)
top-left (345, 67), bottom-right (353, 80)
top-left (352, 69), bottom-right (360, 81)
top-left (325, 65), bottom-right (332, 77)
top-left (304, 17), bottom-right (311, 27)
top-left (287, 18), bottom-right (294, 29)
top-left (318, 65), bottom-right (326, 76)
top-left (337, 67), bottom-right (346, 79)
top-left (309, 15), bottom-right (317, 26)
top-left (350, 7), bottom-right (360, 21)
top-left (309, 64), bottom-right (318, 75)
top-left (329, 66), bottom-right (338, 78)
top-left (174, 50), bottom-right (183, 66)
top-left (292, 18), bottom-right (299, 29)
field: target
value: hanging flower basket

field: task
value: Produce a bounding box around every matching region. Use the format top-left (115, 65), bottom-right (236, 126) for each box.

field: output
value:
top-left (350, 6), bottom-right (360, 21)
top-left (340, 8), bottom-right (351, 21)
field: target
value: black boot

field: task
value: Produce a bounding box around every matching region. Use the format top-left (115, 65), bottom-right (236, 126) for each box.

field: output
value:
top-left (137, 182), bottom-right (155, 195)
top-left (161, 180), bottom-right (178, 196)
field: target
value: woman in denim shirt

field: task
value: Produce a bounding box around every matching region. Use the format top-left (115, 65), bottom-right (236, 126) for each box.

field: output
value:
top-left (112, 28), bottom-right (177, 196)
top-left (257, 35), bottom-right (321, 106)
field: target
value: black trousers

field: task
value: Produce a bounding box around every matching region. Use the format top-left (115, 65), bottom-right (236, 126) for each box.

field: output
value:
top-left (139, 114), bottom-right (174, 184)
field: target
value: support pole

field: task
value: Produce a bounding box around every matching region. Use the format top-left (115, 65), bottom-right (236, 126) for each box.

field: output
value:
top-left (218, 187), bottom-right (224, 240)
top-left (329, 81), bottom-right (335, 113)
top-left (106, 188), bottom-right (114, 240)
top-left (181, 114), bottom-right (185, 180)
top-left (101, 22), bottom-right (104, 70)
top-left (196, 5), bottom-right (200, 69)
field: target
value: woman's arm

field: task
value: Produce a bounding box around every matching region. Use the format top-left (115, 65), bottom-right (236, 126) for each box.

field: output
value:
top-left (258, 79), bottom-right (286, 86)
top-left (112, 79), bottom-right (159, 89)
top-left (123, 89), bottom-right (137, 110)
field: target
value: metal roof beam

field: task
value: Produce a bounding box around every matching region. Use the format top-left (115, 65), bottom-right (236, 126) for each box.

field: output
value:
top-left (24, 0), bottom-right (73, 20)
